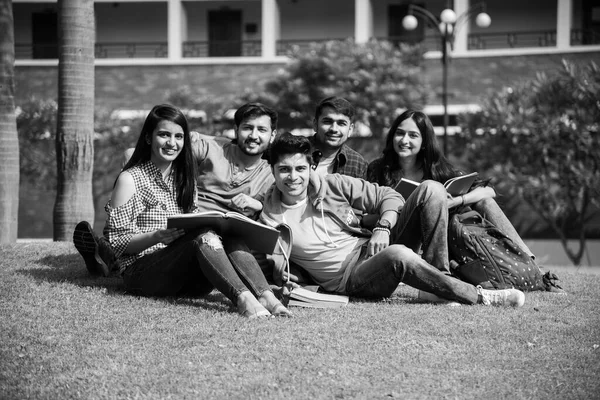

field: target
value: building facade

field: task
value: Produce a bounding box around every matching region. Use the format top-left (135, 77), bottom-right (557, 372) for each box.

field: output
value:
top-left (13, 0), bottom-right (600, 129)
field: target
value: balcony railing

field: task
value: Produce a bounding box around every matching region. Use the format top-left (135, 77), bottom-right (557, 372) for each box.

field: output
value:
top-left (571, 29), bottom-right (600, 45)
top-left (14, 29), bottom-right (600, 60)
top-left (15, 42), bottom-right (169, 59)
top-left (182, 40), bottom-right (261, 57)
top-left (15, 43), bottom-right (58, 59)
top-left (468, 30), bottom-right (556, 49)
top-left (95, 42), bottom-right (168, 58)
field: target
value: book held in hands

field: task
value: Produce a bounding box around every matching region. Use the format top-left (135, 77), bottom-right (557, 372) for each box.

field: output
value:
top-left (167, 211), bottom-right (280, 254)
top-left (287, 286), bottom-right (349, 308)
top-left (394, 172), bottom-right (478, 200)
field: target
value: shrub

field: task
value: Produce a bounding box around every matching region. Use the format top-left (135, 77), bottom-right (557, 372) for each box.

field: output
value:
top-left (459, 60), bottom-right (600, 265)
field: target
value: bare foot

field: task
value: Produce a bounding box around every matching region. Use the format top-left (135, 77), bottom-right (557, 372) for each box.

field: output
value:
top-left (259, 290), bottom-right (293, 318)
top-left (237, 291), bottom-right (271, 319)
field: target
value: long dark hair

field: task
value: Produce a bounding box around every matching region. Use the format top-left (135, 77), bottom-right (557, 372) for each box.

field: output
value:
top-left (378, 109), bottom-right (460, 186)
top-left (123, 104), bottom-right (196, 212)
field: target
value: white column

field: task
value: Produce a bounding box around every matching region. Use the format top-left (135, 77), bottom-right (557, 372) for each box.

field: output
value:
top-left (355, 0), bottom-right (373, 44)
top-left (453, 0), bottom-right (469, 54)
top-left (262, 0), bottom-right (280, 58)
top-left (168, 0), bottom-right (184, 60)
top-left (556, 0), bottom-right (572, 49)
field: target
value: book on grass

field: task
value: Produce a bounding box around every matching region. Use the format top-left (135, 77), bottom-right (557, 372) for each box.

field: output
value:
top-left (166, 211), bottom-right (280, 254)
top-left (394, 172), bottom-right (479, 200)
top-left (288, 286), bottom-right (349, 309)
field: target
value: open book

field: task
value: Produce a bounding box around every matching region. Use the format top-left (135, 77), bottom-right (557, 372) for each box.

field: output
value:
top-left (167, 211), bottom-right (280, 254)
top-left (394, 172), bottom-right (478, 200)
top-left (288, 286), bottom-right (349, 308)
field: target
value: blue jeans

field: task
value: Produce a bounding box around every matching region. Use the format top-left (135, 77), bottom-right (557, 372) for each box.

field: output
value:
top-left (391, 180), bottom-right (450, 273)
top-left (472, 197), bottom-right (534, 259)
top-left (122, 230), bottom-right (271, 303)
top-left (345, 244), bottom-right (479, 304)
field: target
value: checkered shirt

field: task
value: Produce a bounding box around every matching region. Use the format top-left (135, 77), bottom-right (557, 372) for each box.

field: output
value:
top-left (104, 161), bottom-right (184, 271)
top-left (312, 143), bottom-right (368, 179)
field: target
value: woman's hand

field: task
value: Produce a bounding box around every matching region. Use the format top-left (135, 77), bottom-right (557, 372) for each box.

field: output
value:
top-left (230, 194), bottom-right (262, 215)
top-left (448, 194), bottom-right (464, 209)
top-left (154, 228), bottom-right (186, 245)
top-left (366, 230), bottom-right (390, 258)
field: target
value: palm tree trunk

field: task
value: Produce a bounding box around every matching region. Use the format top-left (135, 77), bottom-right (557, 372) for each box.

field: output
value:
top-left (53, 0), bottom-right (95, 241)
top-left (0, 0), bottom-right (19, 243)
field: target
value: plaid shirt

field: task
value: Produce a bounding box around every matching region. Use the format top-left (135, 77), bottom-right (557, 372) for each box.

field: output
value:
top-left (312, 143), bottom-right (368, 179)
top-left (105, 161), bottom-right (183, 271)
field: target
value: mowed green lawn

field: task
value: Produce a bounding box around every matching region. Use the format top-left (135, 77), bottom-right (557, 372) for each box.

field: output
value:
top-left (1, 242), bottom-right (598, 399)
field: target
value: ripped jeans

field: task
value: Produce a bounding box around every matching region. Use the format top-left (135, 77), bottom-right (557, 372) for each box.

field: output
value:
top-left (122, 229), bottom-right (272, 304)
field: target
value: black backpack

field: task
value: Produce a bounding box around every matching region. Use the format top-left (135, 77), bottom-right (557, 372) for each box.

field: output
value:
top-left (448, 209), bottom-right (548, 291)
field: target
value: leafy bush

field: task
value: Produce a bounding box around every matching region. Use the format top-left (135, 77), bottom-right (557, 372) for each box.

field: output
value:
top-left (241, 38), bottom-right (431, 158)
top-left (165, 86), bottom-right (235, 136)
top-left (16, 99), bottom-right (141, 236)
top-left (459, 60), bottom-right (600, 265)
top-left (16, 98), bottom-right (58, 191)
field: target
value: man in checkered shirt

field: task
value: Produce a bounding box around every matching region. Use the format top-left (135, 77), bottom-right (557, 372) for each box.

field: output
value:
top-left (310, 96), bottom-right (368, 180)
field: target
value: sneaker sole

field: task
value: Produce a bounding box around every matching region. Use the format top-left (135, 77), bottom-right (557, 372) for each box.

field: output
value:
top-left (418, 290), bottom-right (461, 307)
top-left (73, 222), bottom-right (110, 277)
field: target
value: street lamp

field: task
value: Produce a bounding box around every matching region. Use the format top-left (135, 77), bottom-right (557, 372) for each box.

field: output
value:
top-left (402, 3), bottom-right (491, 155)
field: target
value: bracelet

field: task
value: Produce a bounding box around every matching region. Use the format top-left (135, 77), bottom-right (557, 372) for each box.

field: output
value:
top-left (373, 227), bottom-right (391, 235)
top-left (460, 195), bottom-right (465, 206)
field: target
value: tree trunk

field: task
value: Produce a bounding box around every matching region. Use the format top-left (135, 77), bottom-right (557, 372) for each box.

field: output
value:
top-left (0, 0), bottom-right (19, 243)
top-left (53, 0), bottom-right (95, 241)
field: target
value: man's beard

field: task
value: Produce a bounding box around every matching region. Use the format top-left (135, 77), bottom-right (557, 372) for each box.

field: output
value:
top-left (238, 138), bottom-right (266, 156)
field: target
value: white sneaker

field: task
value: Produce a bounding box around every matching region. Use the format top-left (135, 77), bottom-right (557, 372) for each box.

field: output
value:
top-left (418, 290), bottom-right (461, 307)
top-left (477, 286), bottom-right (525, 308)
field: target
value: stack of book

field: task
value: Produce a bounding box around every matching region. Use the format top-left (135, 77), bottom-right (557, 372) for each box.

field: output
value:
top-left (288, 286), bottom-right (349, 308)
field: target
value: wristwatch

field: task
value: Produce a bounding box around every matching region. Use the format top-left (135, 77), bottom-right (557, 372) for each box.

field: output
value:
top-left (375, 219), bottom-right (392, 230)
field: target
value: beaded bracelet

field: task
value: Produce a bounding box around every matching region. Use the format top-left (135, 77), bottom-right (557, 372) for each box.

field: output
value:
top-left (373, 227), bottom-right (391, 235)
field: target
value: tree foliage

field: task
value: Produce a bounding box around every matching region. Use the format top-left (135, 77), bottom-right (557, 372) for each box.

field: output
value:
top-left (241, 38), bottom-right (431, 157)
top-left (459, 60), bottom-right (600, 265)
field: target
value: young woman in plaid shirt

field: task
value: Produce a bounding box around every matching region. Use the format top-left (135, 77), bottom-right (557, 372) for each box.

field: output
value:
top-left (104, 104), bottom-right (291, 318)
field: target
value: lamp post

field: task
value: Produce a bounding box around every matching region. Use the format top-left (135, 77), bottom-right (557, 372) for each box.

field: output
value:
top-left (402, 3), bottom-right (491, 155)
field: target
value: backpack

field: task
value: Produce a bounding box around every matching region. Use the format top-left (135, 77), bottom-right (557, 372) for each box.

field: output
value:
top-left (448, 208), bottom-right (547, 291)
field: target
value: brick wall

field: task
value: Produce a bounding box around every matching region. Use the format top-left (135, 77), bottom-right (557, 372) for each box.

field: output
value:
top-left (15, 52), bottom-right (600, 110)
top-left (16, 63), bottom-right (284, 110)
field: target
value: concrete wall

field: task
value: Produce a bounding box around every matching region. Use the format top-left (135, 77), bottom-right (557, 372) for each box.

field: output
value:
top-left (96, 2), bottom-right (168, 42)
top-left (278, 0), bottom-right (354, 40)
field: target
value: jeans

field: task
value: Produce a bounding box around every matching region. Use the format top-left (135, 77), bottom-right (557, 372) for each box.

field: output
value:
top-left (391, 180), bottom-right (450, 273)
top-left (472, 197), bottom-right (534, 259)
top-left (122, 229), bottom-right (271, 303)
top-left (345, 244), bottom-right (479, 304)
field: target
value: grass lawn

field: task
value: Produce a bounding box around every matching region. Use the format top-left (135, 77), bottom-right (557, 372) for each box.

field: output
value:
top-left (1, 242), bottom-right (599, 399)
